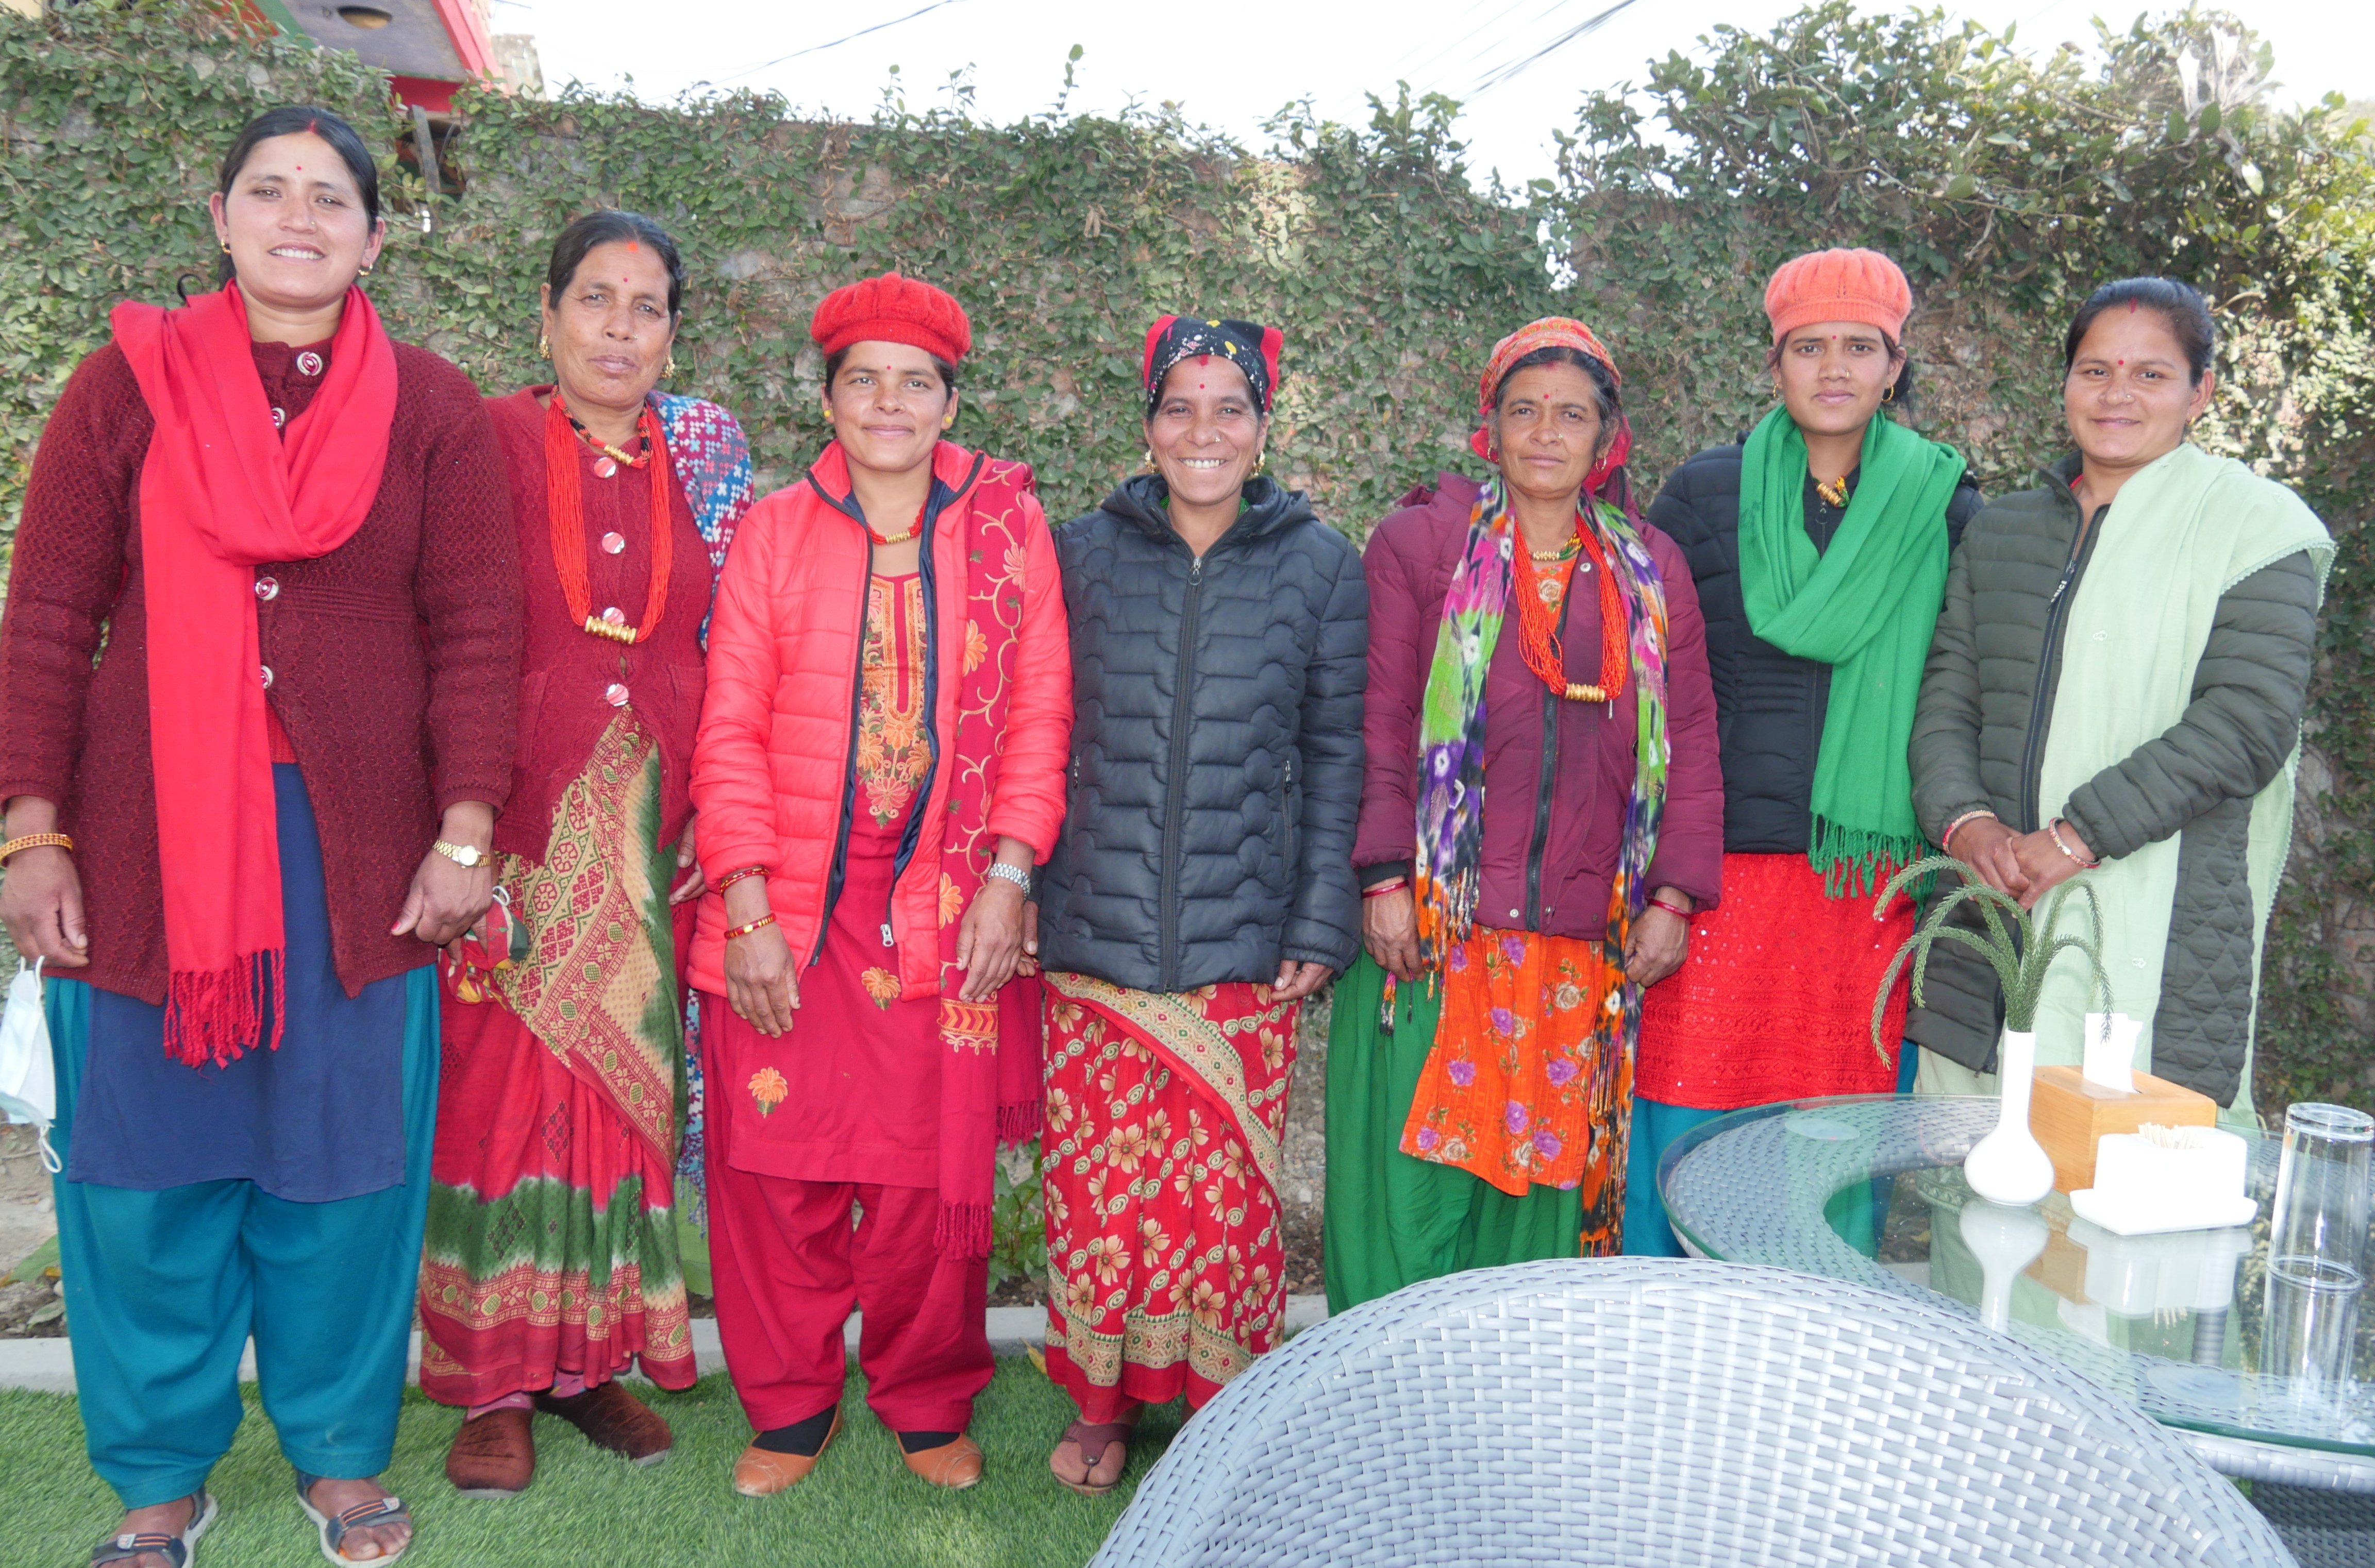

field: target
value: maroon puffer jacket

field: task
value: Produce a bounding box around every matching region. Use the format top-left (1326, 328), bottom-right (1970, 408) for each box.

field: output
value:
top-left (1352, 473), bottom-right (1724, 940)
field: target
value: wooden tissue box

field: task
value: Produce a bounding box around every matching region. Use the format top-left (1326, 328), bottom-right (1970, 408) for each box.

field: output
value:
top-left (2029, 1067), bottom-right (2216, 1194)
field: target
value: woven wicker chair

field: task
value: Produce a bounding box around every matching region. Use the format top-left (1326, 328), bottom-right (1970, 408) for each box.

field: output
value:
top-left (1091, 1258), bottom-right (2294, 1566)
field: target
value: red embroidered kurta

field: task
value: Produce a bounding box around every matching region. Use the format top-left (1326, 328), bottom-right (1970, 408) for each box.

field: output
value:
top-left (714, 575), bottom-right (944, 1187)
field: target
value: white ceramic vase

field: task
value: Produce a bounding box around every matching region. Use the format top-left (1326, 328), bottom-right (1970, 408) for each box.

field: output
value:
top-left (1964, 1027), bottom-right (2055, 1207)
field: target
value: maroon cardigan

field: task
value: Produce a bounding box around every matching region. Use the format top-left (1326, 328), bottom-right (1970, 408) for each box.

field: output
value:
top-left (0, 336), bottom-right (521, 1004)
top-left (484, 388), bottom-right (709, 860)
top-left (1353, 473), bottom-right (1725, 940)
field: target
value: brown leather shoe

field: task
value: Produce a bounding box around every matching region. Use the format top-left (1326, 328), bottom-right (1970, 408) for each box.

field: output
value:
top-left (733, 1411), bottom-right (842, 1497)
top-left (900, 1433), bottom-right (983, 1490)
top-left (535, 1381), bottom-right (674, 1465)
top-left (446, 1406), bottom-right (536, 1497)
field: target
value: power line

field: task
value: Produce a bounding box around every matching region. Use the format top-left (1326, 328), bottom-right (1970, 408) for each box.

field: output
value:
top-left (715, 0), bottom-right (971, 86)
top-left (1469, 0), bottom-right (1641, 96)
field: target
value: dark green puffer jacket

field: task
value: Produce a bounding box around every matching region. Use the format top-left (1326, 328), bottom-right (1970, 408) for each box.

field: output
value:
top-left (1905, 453), bottom-right (2321, 1103)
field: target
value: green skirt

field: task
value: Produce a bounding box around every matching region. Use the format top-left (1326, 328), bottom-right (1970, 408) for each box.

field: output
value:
top-left (1322, 953), bottom-right (1581, 1314)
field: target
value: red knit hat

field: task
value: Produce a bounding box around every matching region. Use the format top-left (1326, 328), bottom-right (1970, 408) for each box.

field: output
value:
top-left (809, 271), bottom-right (972, 364)
top-left (1763, 248), bottom-right (1912, 345)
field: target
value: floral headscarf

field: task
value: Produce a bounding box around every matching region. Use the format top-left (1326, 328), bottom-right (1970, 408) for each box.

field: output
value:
top-left (1469, 315), bottom-right (1633, 491)
top-left (1141, 314), bottom-right (1284, 418)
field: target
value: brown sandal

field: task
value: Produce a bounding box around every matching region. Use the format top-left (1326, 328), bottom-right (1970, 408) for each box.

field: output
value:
top-left (1050, 1419), bottom-right (1132, 1496)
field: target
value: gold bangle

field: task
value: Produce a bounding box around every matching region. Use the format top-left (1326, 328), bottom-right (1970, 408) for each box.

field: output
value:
top-left (0, 832), bottom-right (73, 865)
top-left (2046, 818), bottom-right (2101, 870)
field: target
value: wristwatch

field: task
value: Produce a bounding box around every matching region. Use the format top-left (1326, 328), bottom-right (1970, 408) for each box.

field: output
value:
top-left (432, 839), bottom-right (489, 869)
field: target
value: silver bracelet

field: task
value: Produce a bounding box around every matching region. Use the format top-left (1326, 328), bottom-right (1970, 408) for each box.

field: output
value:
top-left (983, 862), bottom-right (1032, 892)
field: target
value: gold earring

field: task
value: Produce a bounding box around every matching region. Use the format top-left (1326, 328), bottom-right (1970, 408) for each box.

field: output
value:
top-left (1143, 447), bottom-right (1156, 471)
top-left (220, 241), bottom-right (232, 255)
top-left (1252, 450), bottom-right (1267, 477)
top-left (1881, 384), bottom-right (1897, 404)
top-left (538, 332), bottom-right (551, 359)
top-left (663, 353), bottom-right (678, 377)
top-left (357, 263), bottom-right (373, 278)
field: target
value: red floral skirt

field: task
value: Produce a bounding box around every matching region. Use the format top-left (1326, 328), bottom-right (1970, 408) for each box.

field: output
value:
top-left (1634, 853), bottom-right (1912, 1111)
top-left (1039, 974), bottom-right (1298, 1421)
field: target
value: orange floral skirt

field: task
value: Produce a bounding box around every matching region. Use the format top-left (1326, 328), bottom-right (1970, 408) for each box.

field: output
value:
top-left (1399, 925), bottom-right (1635, 1254)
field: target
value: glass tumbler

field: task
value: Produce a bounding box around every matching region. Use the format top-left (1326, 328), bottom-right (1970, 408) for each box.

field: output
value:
top-left (2269, 1102), bottom-right (2373, 1283)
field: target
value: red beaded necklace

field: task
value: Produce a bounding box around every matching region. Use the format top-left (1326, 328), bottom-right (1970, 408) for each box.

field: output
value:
top-left (545, 394), bottom-right (673, 645)
top-left (1511, 513), bottom-right (1628, 703)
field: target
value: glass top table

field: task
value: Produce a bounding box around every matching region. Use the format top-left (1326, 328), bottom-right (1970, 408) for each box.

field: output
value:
top-left (1659, 1094), bottom-right (2375, 1492)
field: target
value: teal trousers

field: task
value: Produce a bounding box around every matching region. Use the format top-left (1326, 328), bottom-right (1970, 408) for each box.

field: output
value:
top-left (1624, 1039), bottom-right (1920, 1258)
top-left (46, 971), bottom-right (439, 1508)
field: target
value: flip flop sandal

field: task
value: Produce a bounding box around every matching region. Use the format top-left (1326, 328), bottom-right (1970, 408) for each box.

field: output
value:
top-left (1053, 1420), bottom-right (1133, 1497)
top-left (90, 1491), bottom-right (217, 1567)
top-left (294, 1473), bottom-right (413, 1566)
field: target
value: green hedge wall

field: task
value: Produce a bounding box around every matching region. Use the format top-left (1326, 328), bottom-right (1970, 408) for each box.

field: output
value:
top-left (2, 0), bottom-right (2368, 1110)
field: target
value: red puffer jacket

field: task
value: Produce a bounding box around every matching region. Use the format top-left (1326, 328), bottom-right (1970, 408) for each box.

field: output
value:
top-left (688, 440), bottom-right (1072, 998)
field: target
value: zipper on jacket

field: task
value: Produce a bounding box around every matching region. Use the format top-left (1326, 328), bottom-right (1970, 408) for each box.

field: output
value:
top-left (801, 454), bottom-right (981, 963)
top-left (1277, 754), bottom-right (1298, 878)
top-left (2015, 501), bottom-right (2105, 832)
top-left (1157, 552), bottom-right (1205, 991)
top-left (1523, 577), bottom-right (1581, 929)
top-left (1524, 684), bottom-right (1560, 929)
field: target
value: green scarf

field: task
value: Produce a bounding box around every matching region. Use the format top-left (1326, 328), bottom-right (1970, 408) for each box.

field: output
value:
top-left (1739, 405), bottom-right (1966, 895)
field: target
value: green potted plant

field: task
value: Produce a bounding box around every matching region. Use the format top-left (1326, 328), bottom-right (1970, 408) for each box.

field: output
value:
top-left (1870, 855), bottom-right (2112, 1207)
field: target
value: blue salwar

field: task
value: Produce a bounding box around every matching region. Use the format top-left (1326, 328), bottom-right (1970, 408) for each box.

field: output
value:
top-left (47, 972), bottom-right (437, 1508)
top-left (1623, 1040), bottom-right (1918, 1258)
top-left (41, 760), bottom-right (440, 1509)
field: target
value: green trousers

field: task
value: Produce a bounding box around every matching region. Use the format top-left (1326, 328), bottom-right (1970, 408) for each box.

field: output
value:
top-left (1323, 954), bottom-right (1582, 1314)
top-left (47, 971), bottom-right (439, 1508)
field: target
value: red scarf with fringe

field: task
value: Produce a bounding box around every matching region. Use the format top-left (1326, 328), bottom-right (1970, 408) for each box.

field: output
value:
top-left (110, 283), bottom-right (397, 1068)
top-left (932, 449), bottom-right (1046, 1259)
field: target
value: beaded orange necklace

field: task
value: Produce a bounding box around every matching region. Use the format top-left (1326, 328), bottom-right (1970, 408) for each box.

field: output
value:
top-left (545, 394), bottom-right (673, 645)
top-left (1511, 514), bottom-right (1628, 703)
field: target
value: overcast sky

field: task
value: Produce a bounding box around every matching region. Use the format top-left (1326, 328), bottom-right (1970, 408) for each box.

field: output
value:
top-left (496, 1), bottom-right (2373, 189)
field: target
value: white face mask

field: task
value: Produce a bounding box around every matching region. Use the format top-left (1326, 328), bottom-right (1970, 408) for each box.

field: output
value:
top-left (0, 958), bottom-right (60, 1173)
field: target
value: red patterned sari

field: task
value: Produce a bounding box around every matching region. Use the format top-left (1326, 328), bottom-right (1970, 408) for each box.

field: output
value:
top-left (418, 716), bottom-right (696, 1404)
top-left (1040, 974), bottom-right (1298, 1420)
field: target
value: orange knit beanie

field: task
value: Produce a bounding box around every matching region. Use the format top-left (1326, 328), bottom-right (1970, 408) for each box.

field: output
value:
top-left (1763, 248), bottom-right (1912, 345)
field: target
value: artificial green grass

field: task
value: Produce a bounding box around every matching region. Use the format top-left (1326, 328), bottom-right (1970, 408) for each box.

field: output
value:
top-left (0, 1360), bottom-right (1178, 1567)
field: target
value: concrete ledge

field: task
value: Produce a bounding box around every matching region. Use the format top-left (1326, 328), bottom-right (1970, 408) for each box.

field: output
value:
top-left (0, 1297), bottom-right (1332, 1394)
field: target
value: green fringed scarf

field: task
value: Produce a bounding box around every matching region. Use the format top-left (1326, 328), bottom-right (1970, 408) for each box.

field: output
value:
top-left (1739, 405), bottom-right (1965, 896)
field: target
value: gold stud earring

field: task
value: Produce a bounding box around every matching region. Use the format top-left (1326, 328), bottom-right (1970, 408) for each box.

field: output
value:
top-left (663, 353), bottom-right (678, 377)
top-left (538, 332), bottom-right (551, 359)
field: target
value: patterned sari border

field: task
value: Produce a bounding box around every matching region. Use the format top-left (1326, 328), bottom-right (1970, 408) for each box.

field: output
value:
top-left (1042, 971), bottom-right (1284, 1193)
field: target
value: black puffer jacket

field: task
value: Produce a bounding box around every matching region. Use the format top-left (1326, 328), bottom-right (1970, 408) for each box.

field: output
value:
top-left (1649, 443), bottom-right (1983, 851)
top-left (1035, 474), bottom-right (1367, 991)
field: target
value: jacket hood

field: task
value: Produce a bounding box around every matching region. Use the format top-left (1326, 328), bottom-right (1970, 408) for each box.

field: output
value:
top-left (1098, 471), bottom-right (1317, 551)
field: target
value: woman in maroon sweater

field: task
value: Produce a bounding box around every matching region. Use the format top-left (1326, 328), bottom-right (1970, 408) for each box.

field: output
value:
top-left (1322, 318), bottom-right (1722, 1311)
top-left (0, 108), bottom-right (517, 1567)
top-left (421, 210), bottom-right (752, 1497)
